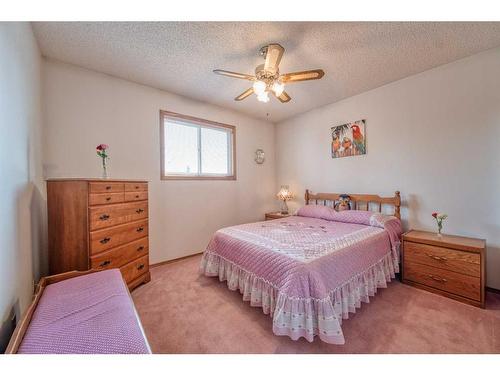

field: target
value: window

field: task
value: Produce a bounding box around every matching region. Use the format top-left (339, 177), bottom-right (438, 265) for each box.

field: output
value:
top-left (160, 111), bottom-right (236, 180)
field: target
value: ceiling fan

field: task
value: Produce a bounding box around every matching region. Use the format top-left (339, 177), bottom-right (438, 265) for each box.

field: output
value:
top-left (213, 43), bottom-right (324, 104)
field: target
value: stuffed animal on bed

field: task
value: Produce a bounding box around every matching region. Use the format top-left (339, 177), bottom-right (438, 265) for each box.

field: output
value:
top-left (334, 194), bottom-right (352, 211)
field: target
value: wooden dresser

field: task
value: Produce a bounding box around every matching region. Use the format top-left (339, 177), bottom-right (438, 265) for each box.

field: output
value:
top-left (47, 179), bottom-right (151, 290)
top-left (402, 230), bottom-right (486, 308)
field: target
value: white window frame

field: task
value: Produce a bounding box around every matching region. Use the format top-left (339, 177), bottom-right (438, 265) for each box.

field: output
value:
top-left (160, 110), bottom-right (236, 180)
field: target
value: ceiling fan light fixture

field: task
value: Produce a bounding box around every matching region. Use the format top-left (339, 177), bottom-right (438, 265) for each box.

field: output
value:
top-left (257, 91), bottom-right (270, 103)
top-left (214, 43), bottom-right (325, 104)
top-left (272, 80), bottom-right (285, 96)
top-left (253, 80), bottom-right (267, 95)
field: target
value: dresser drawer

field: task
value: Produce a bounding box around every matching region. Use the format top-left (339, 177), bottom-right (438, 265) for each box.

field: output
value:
top-left (404, 241), bottom-right (480, 277)
top-left (89, 192), bottom-right (124, 206)
top-left (404, 261), bottom-right (480, 301)
top-left (90, 237), bottom-right (149, 270)
top-left (89, 201), bottom-right (148, 230)
top-left (124, 191), bottom-right (148, 202)
top-left (120, 255), bottom-right (149, 284)
top-left (89, 182), bottom-right (124, 193)
top-left (90, 219), bottom-right (148, 254)
top-left (124, 182), bottom-right (148, 192)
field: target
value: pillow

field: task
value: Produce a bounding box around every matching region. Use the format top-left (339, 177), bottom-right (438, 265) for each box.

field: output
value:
top-left (296, 206), bottom-right (400, 230)
top-left (369, 213), bottom-right (400, 228)
top-left (317, 209), bottom-right (400, 228)
top-left (296, 205), bottom-right (335, 220)
top-left (324, 210), bottom-right (374, 225)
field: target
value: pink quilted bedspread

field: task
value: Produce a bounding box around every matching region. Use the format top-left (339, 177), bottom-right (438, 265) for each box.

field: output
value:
top-left (18, 269), bottom-right (151, 354)
top-left (200, 211), bottom-right (401, 344)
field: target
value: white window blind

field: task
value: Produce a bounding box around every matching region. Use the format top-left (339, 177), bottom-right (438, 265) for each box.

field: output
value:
top-left (161, 112), bottom-right (235, 179)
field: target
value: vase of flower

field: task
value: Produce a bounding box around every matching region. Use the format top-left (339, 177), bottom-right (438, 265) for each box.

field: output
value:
top-left (96, 144), bottom-right (110, 179)
top-left (432, 212), bottom-right (448, 237)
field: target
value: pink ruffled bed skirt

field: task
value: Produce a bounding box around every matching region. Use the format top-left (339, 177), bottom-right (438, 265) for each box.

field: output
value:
top-left (200, 250), bottom-right (397, 344)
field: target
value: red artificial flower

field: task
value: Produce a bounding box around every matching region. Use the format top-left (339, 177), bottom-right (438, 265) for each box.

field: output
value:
top-left (432, 212), bottom-right (438, 218)
top-left (96, 144), bottom-right (109, 151)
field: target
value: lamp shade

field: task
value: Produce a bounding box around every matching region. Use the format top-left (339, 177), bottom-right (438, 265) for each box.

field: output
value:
top-left (277, 185), bottom-right (293, 201)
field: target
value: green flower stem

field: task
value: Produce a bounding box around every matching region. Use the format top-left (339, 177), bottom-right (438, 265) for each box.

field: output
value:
top-left (435, 217), bottom-right (444, 234)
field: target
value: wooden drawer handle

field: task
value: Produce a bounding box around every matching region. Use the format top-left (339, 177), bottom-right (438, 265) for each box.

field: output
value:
top-left (426, 253), bottom-right (447, 261)
top-left (135, 186), bottom-right (140, 189)
top-left (106, 197), bottom-right (111, 201)
top-left (100, 237), bottom-right (111, 244)
top-left (99, 214), bottom-right (110, 221)
top-left (136, 208), bottom-right (144, 214)
top-left (428, 274), bottom-right (447, 283)
top-left (135, 195), bottom-right (140, 198)
top-left (99, 260), bottom-right (111, 267)
top-left (136, 227), bottom-right (144, 233)
top-left (137, 246), bottom-right (144, 252)
top-left (106, 186), bottom-right (112, 190)
top-left (137, 264), bottom-right (145, 270)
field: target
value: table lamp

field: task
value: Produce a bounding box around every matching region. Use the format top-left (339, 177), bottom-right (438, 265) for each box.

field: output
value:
top-left (277, 185), bottom-right (293, 214)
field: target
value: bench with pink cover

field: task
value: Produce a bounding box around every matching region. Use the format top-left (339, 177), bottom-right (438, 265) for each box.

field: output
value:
top-left (14, 269), bottom-right (151, 354)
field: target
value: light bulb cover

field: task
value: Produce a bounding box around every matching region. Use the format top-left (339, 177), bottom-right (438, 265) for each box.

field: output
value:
top-left (253, 80), bottom-right (266, 95)
top-left (257, 92), bottom-right (269, 102)
top-left (272, 81), bottom-right (285, 96)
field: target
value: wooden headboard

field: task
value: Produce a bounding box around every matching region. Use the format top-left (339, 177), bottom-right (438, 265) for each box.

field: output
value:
top-left (305, 190), bottom-right (401, 219)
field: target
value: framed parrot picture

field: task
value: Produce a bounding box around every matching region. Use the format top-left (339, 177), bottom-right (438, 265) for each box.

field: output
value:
top-left (331, 119), bottom-right (366, 158)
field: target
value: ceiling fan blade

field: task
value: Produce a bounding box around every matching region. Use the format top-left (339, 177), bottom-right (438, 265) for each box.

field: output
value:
top-left (264, 44), bottom-right (284, 73)
top-left (281, 69), bottom-right (325, 83)
top-left (235, 87), bottom-right (254, 101)
top-left (213, 69), bottom-right (255, 81)
top-left (274, 91), bottom-right (291, 103)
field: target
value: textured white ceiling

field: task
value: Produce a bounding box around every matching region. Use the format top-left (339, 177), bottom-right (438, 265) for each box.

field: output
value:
top-left (33, 22), bottom-right (500, 122)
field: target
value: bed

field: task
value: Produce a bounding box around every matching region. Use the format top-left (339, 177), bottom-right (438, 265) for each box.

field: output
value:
top-left (200, 190), bottom-right (402, 345)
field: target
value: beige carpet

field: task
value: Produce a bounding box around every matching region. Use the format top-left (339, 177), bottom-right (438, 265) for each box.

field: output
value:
top-left (132, 254), bottom-right (500, 353)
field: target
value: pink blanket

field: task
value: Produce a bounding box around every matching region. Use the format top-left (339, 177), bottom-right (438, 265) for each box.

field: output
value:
top-left (200, 210), bottom-right (401, 344)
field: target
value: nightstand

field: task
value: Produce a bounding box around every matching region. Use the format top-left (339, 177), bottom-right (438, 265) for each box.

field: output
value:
top-left (265, 212), bottom-right (291, 221)
top-left (402, 230), bottom-right (486, 308)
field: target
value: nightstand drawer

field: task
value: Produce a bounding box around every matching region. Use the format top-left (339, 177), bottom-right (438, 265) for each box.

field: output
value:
top-left (404, 261), bottom-right (480, 301)
top-left (404, 241), bottom-right (480, 277)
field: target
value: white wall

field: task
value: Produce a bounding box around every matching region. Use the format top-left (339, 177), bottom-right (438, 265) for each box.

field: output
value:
top-left (0, 23), bottom-right (45, 348)
top-left (43, 59), bottom-right (276, 264)
top-left (276, 47), bottom-right (500, 288)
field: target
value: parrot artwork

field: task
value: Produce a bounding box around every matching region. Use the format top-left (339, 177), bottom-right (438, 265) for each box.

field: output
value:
top-left (351, 124), bottom-right (365, 154)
